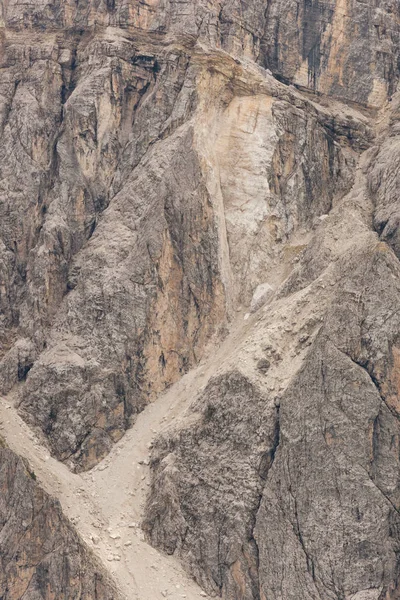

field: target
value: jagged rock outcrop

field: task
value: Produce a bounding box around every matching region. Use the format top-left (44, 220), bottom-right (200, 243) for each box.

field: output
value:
top-left (0, 0), bottom-right (380, 470)
top-left (0, 445), bottom-right (119, 599)
top-left (1, 0), bottom-right (400, 598)
top-left (370, 93), bottom-right (400, 261)
top-left (144, 85), bottom-right (400, 598)
top-left (261, 0), bottom-right (400, 106)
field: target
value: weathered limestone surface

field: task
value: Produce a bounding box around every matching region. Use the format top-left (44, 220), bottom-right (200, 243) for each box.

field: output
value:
top-left (261, 0), bottom-right (400, 106)
top-left (0, 0), bottom-right (380, 469)
top-left (144, 90), bottom-right (400, 599)
top-left (144, 168), bottom-right (400, 600)
top-left (1, 0), bottom-right (400, 598)
top-left (0, 445), bottom-right (118, 599)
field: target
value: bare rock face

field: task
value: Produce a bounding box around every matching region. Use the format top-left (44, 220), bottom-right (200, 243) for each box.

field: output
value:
top-left (17, 124), bottom-right (226, 469)
top-left (0, 21), bottom-right (225, 468)
top-left (143, 87), bottom-right (400, 599)
top-left (0, 446), bottom-right (118, 599)
top-left (1, 1), bottom-right (400, 598)
top-left (0, 0), bottom-right (377, 470)
top-left (261, 0), bottom-right (400, 107)
top-left (370, 92), bottom-right (400, 261)
top-left (144, 184), bottom-right (400, 599)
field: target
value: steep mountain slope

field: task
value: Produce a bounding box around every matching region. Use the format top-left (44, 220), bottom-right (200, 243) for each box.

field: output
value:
top-left (0, 442), bottom-right (119, 599)
top-left (0, 369), bottom-right (222, 600)
top-left (144, 152), bottom-right (400, 598)
top-left (0, 0), bottom-right (400, 599)
top-left (0, 0), bottom-right (394, 471)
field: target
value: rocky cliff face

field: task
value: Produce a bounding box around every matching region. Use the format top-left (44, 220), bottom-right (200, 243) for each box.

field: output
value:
top-left (143, 83), bottom-right (400, 598)
top-left (0, 0), bottom-right (394, 472)
top-left (1, 0), bottom-right (400, 598)
top-left (261, 0), bottom-right (400, 106)
top-left (144, 193), bottom-right (400, 598)
top-left (0, 444), bottom-right (118, 599)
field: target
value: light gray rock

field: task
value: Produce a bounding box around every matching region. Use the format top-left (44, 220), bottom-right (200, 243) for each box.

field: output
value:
top-left (0, 8), bottom-right (371, 469)
top-left (0, 445), bottom-right (119, 599)
top-left (1, 1), bottom-right (400, 598)
top-left (260, 0), bottom-right (400, 106)
top-left (143, 95), bottom-right (400, 598)
top-left (370, 90), bottom-right (400, 260)
top-left (250, 283), bottom-right (274, 313)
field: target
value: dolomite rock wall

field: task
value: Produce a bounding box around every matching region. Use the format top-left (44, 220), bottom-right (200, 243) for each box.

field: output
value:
top-left (144, 89), bottom-right (400, 599)
top-left (261, 0), bottom-right (400, 107)
top-left (0, 445), bottom-right (119, 599)
top-left (144, 151), bottom-right (400, 600)
top-left (0, 0), bottom-right (378, 469)
top-left (1, 2), bottom-right (400, 598)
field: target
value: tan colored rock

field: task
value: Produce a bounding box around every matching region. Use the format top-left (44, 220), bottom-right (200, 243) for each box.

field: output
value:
top-left (0, 1), bottom-right (400, 598)
top-left (0, 15), bottom-right (371, 469)
top-left (0, 446), bottom-right (119, 599)
top-left (144, 90), bottom-right (400, 600)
